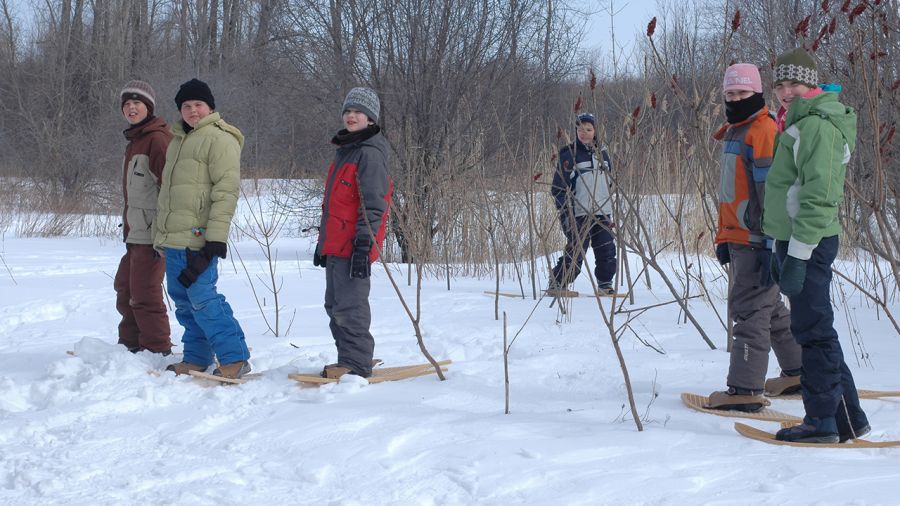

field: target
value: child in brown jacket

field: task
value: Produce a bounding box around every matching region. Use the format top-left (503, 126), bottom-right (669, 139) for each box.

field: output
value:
top-left (114, 80), bottom-right (173, 354)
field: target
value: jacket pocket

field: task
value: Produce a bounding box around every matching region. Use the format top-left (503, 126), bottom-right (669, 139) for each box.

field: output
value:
top-left (333, 177), bottom-right (357, 205)
top-left (127, 157), bottom-right (159, 208)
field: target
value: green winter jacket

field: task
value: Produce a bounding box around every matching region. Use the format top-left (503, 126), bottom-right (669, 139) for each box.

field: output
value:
top-left (154, 112), bottom-right (244, 251)
top-left (762, 92), bottom-right (856, 260)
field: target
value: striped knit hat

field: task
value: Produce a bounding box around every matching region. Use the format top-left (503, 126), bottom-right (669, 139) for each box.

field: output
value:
top-left (773, 48), bottom-right (818, 88)
top-left (342, 87), bottom-right (380, 124)
top-left (121, 80), bottom-right (156, 115)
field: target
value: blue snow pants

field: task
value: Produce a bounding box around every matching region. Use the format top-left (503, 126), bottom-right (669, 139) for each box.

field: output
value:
top-left (165, 247), bottom-right (250, 367)
top-left (774, 235), bottom-right (867, 432)
top-left (552, 214), bottom-right (616, 286)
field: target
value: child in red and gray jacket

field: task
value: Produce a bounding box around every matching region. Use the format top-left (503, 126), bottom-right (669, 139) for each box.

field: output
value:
top-left (314, 87), bottom-right (393, 379)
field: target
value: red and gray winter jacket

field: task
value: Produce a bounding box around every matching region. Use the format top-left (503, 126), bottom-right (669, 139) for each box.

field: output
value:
top-left (317, 127), bottom-right (392, 262)
top-left (122, 116), bottom-right (172, 244)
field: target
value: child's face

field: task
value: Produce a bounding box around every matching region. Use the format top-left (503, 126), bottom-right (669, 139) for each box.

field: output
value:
top-left (774, 81), bottom-right (812, 110)
top-left (724, 90), bottom-right (754, 102)
top-left (576, 122), bottom-right (595, 146)
top-left (343, 109), bottom-right (370, 132)
top-left (122, 99), bottom-right (149, 125)
top-left (180, 100), bottom-right (211, 127)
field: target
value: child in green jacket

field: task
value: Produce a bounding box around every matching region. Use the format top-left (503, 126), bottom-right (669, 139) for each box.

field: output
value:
top-left (763, 48), bottom-right (869, 444)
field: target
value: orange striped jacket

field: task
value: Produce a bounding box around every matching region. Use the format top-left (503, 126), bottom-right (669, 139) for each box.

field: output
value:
top-left (713, 106), bottom-right (776, 247)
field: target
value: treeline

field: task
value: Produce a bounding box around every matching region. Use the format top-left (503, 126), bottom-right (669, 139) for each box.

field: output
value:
top-left (0, 0), bottom-right (582, 205)
top-left (0, 0), bottom-right (896, 282)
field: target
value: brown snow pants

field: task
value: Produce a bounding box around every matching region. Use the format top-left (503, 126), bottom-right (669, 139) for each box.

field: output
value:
top-left (114, 243), bottom-right (172, 353)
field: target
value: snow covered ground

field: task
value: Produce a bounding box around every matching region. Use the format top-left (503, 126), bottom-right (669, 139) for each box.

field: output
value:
top-left (0, 232), bottom-right (898, 505)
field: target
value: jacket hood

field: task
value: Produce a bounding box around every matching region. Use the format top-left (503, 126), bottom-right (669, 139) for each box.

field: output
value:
top-left (171, 112), bottom-right (245, 148)
top-left (124, 116), bottom-right (169, 141)
top-left (358, 130), bottom-right (389, 158)
top-left (786, 92), bottom-right (857, 152)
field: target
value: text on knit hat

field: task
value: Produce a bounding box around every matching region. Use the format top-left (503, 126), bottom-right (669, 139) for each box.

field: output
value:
top-left (723, 63), bottom-right (763, 93)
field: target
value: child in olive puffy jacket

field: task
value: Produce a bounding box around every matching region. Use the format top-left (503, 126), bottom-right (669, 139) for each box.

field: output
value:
top-left (155, 79), bottom-right (251, 380)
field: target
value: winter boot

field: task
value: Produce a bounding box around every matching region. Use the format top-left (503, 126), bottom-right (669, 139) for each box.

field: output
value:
top-left (322, 365), bottom-right (352, 379)
top-left (775, 416), bottom-right (839, 444)
top-left (836, 401), bottom-right (871, 443)
top-left (705, 387), bottom-right (769, 412)
top-left (546, 281), bottom-right (577, 298)
top-left (596, 282), bottom-right (616, 296)
top-left (213, 361), bottom-right (251, 379)
top-left (838, 423), bottom-right (871, 443)
top-left (324, 358), bottom-right (382, 372)
top-left (166, 361), bottom-right (206, 376)
top-left (764, 372), bottom-right (801, 396)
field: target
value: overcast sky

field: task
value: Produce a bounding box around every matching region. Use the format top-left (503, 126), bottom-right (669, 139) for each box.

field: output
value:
top-left (581, 0), bottom-right (658, 66)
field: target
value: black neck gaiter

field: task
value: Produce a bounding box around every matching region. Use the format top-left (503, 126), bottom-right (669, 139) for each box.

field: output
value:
top-left (725, 93), bottom-right (765, 124)
top-left (332, 124), bottom-right (380, 146)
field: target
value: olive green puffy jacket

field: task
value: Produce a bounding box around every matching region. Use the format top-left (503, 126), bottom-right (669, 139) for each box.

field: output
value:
top-left (154, 112), bottom-right (244, 250)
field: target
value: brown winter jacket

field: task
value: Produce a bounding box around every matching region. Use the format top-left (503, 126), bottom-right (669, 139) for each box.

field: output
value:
top-left (122, 116), bottom-right (172, 244)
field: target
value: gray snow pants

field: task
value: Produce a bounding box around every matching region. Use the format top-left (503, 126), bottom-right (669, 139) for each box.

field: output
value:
top-left (324, 256), bottom-right (375, 376)
top-left (726, 244), bottom-right (801, 391)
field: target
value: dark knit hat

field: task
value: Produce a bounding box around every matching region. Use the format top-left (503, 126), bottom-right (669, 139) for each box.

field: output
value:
top-left (342, 87), bottom-right (380, 124)
top-left (121, 80), bottom-right (156, 115)
top-left (576, 112), bottom-right (596, 127)
top-left (175, 78), bottom-right (215, 110)
top-left (774, 48), bottom-right (818, 87)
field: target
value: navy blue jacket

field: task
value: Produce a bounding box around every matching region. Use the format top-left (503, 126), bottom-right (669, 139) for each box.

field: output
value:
top-left (551, 139), bottom-right (613, 217)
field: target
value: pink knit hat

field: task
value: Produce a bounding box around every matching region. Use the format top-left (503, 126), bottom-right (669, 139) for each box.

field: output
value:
top-left (723, 63), bottom-right (762, 93)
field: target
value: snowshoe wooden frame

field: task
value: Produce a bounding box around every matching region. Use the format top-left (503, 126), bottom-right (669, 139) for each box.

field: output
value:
top-left (289, 360), bottom-right (451, 385)
top-left (188, 370), bottom-right (263, 384)
top-left (734, 422), bottom-right (900, 448)
top-left (681, 393), bottom-right (802, 423)
top-left (483, 291), bottom-right (524, 298)
top-left (543, 289), bottom-right (628, 299)
top-left (768, 389), bottom-right (900, 401)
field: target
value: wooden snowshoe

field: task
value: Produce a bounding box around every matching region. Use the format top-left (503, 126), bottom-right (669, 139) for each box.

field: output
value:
top-left (681, 392), bottom-right (801, 423)
top-left (289, 360), bottom-right (451, 385)
top-left (734, 422), bottom-right (900, 448)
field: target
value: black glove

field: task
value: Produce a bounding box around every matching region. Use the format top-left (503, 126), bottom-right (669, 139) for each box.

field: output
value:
top-left (177, 248), bottom-right (211, 288)
top-left (754, 247), bottom-right (774, 287)
top-left (203, 241), bottom-right (228, 259)
top-left (313, 251), bottom-right (327, 267)
top-left (715, 243), bottom-right (731, 266)
top-left (350, 235), bottom-right (372, 279)
top-left (777, 255), bottom-right (807, 297)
